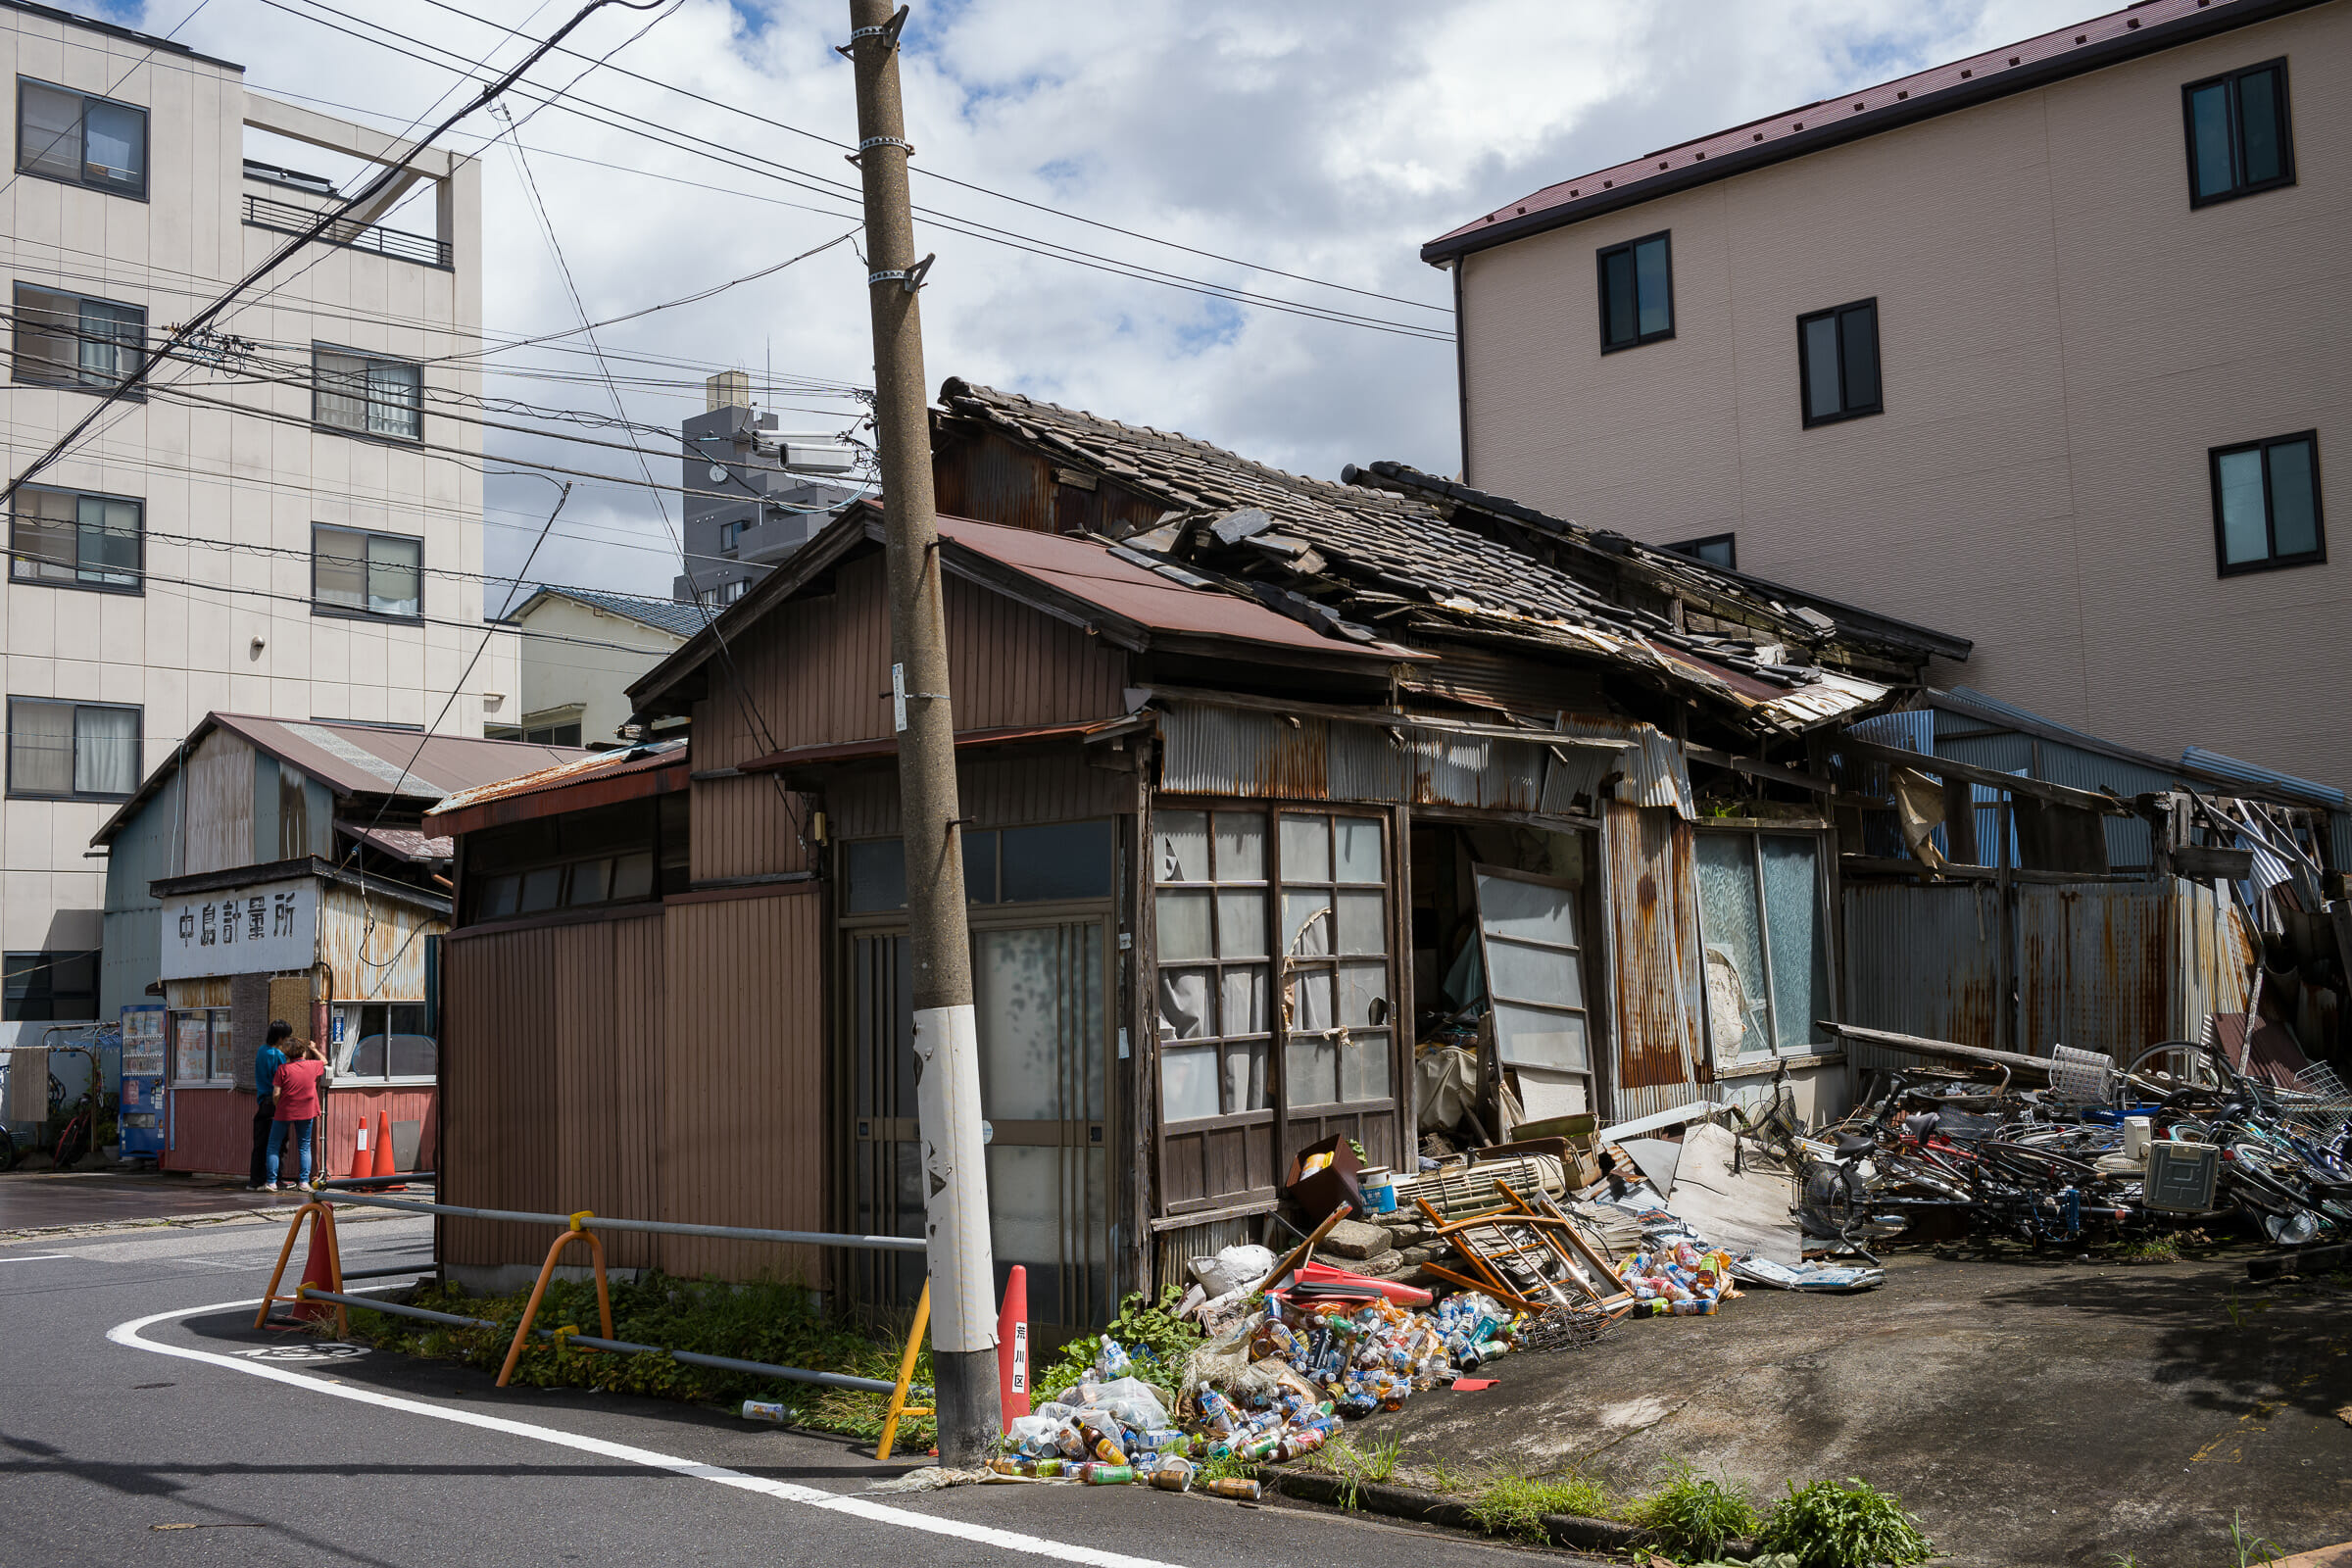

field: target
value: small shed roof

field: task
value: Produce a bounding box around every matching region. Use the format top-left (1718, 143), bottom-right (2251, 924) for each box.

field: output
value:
top-left (91, 713), bottom-right (584, 847)
top-left (428, 739), bottom-right (690, 836)
top-left (502, 584), bottom-right (707, 640)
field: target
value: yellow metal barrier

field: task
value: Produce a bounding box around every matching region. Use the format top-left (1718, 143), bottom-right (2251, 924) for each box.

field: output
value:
top-left (496, 1211), bottom-right (616, 1388)
top-left (253, 1200), bottom-right (346, 1338)
top-left (874, 1279), bottom-right (933, 1462)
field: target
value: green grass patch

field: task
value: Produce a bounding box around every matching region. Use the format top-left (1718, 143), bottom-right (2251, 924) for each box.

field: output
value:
top-left (1032, 1285), bottom-right (1202, 1398)
top-left (1623, 1464), bottom-right (1762, 1561)
top-left (341, 1272), bottom-right (931, 1447)
top-left (1466, 1471), bottom-right (1617, 1543)
top-left (1299, 1433), bottom-right (1401, 1508)
top-left (2118, 1234), bottom-right (2180, 1263)
top-left (1754, 1477), bottom-right (1934, 1567)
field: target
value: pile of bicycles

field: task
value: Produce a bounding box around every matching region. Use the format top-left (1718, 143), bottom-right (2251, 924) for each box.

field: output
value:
top-left (1734, 1042), bottom-right (2352, 1258)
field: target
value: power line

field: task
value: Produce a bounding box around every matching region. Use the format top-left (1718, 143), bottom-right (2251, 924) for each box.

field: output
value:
top-left (256, 0), bottom-right (1455, 343)
top-left (411, 0), bottom-right (1454, 319)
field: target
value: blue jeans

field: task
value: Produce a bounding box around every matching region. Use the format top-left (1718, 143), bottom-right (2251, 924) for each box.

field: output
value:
top-left (265, 1119), bottom-right (314, 1186)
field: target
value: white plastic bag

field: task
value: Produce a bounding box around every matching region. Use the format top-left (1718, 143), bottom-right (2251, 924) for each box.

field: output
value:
top-left (1089, 1375), bottom-right (1170, 1433)
top-left (1189, 1243), bottom-right (1276, 1298)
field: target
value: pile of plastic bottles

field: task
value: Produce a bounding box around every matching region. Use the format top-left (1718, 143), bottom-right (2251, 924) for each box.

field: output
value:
top-left (987, 1292), bottom-right (1524, 1489)
top-left (1616, 1240), bottom-right (1739, 1316)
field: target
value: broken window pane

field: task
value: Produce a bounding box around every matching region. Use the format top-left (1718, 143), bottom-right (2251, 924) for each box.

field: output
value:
top-left (1155, 967), bottom-right (1211, 1041)
top-left (1695, 834), bottom-right (1771, 1054)
top-left (1281, 891), bottom-right (1331, 956)
top-left (1153, 809), bottom-right (1207, 881)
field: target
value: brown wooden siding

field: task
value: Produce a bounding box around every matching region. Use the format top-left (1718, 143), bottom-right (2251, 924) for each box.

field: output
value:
top-left (442, 912), bottom-right (664, 1272)
top-left (659, 886), bottom-right (828, 1282)
top-left (691, 551), bottom-right (1129, 881)
top-left (828, 752), bottom-right (1136, 841)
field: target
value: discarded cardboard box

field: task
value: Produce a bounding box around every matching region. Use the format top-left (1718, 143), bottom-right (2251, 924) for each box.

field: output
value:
top-left (1286, 1133), bottom-right (1365, 1219)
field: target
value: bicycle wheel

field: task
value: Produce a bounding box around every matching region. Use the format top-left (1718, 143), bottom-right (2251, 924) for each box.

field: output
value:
top-left (0, 1125), bottom-right (17, 1172)
top-left (52, 1114), bottom-right (88, 1171)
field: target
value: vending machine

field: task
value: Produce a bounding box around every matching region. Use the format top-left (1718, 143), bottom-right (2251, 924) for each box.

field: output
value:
top-left (119, 1004), bottom-right (166, 1164)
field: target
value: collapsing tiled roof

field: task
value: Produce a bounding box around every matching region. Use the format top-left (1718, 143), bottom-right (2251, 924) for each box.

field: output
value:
top-left (938, 379), bottom-right (1940, 734)
top-left (1423, 0), bottom-right (2293, 263)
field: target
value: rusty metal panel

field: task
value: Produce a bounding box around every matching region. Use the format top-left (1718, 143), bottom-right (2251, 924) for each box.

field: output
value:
top-left (661, 888), bottom-right (828, 1283)
top-left (1840, 882), bottom-right (2000, 1060)
top-left (2016, 884), bottom-right (2174, 1059)
top-left (1604, 801), bottom-right (1707, 1118)
top-left (831, 750), bottom-right (1134, 841)
top-left (182, 728), bottom-right (254, 875)
top-left (1161, 701), bottom-right (1617, 812)
top-left (1554, 714), bottom-right (1692, 817)
top-left (935, 425), bottom-right (1057, 530)
top-left (318, 881), bottom-right (442, 1001)
top-left (2173, 876), bottom-right (2256, 1034)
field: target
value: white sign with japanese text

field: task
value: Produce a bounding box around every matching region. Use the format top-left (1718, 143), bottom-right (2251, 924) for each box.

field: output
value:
top-left (159, 878), bottom-right (317, 981)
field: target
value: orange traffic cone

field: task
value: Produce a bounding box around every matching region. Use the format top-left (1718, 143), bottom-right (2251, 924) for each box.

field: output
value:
top-left (369, 1112), bottom-right (396, 1183)
top-left (997, 1264), bottom-right (1030, 1428)
top-left (289, 1212), bottom-right (339, 1323)
top-left (348, 1117), bottom-right (372, 1181)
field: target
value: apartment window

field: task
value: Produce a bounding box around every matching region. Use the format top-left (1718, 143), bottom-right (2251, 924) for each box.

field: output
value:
top-left (4, 950), bottom-right (97, 1021)
top-left (1693, 830), bottom-right (1833, 1059)
top-left (1666, 533), bottom-right (1736, 569)
top-left (719, 519), bottom-right (744, 555)
top-left (313, 344), bottom-right (422, 441)
top-left (17, 78), bottom-right (147, 198)
top-left (1797, 298), bottom-right (1881, 426)
top-left (313, 525), bottom-right (422, 619)
top-left (11, 486), bottom-right (140, 591)
top-left (330, 1002), bottom-right (437, 1083)
top-left (698, 578), bottom-right (749, 610)
top-left (2211, 431), bottom-right (2324, 575)
top-left (1596, 231), bottom-right (1673, 352)
top-left (6, 697), bottom-right (139, 800)
top-left (12, 283), bottom-right (144, 391)
top-left (2183, 59), bottom-right (2293, 207)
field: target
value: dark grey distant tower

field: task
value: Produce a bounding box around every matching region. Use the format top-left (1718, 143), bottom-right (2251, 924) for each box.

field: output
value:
top-left (672, 370), bottom-right (860, 606)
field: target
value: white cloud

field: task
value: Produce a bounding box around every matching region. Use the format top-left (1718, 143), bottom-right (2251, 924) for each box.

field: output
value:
top-left (130, 0), bottom-right (2097, 597)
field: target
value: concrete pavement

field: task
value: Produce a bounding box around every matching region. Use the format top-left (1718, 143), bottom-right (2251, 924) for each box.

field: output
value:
top-left (1, 1218), bottom-right (1586, 1567)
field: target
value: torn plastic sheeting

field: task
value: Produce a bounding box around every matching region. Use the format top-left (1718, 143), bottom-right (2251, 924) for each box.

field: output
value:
top-left (1732, 1256), bottom-right (1886, 1292)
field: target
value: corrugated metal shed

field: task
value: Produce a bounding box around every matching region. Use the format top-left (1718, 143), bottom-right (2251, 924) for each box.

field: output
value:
top-left (2016, 880), bottom-right (2255, 1058)
top-left (1157, 701), bottom-right (1625, 812)
top-left (1840, 882), bottom-right (2001, 1060)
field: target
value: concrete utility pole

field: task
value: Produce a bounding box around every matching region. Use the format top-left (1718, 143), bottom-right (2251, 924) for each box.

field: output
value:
top-left (845, 0), bottom-right (1001, 1465)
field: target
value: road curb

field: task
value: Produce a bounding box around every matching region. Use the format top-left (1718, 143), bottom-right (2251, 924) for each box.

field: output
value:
top-left (1267, 1469), bottom-right (1759, 1558)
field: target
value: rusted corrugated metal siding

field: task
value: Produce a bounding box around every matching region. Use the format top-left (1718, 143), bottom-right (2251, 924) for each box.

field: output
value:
top-left (1556, 714), bottom-right (1694, 817)
top-left (2174, 876), bottom-right (2255, 1032)
top-left (692, 554), bottom-right (1127, 880)
top-left (183, 728), bottom-right (254, 875)
top-left (660, 888), bottom-right (828, 1283)
top-left (935, 427), bottom-right (1055, 529)
top-left (2016, 884), bottom-right (2174, 1059)
top-left (830, 751), bottom-right (1135, 840)
top-left (319, 882), bottom-right (443, 1001)
top-left (1604, 801), bottom-right (1708, 1118)
top-left (1841, 882), bottom-right (2001, 1060)
top-left (441, 912), bottom-right (665, 1272)
top-left (1159, 702), bottom-right (1618, 811)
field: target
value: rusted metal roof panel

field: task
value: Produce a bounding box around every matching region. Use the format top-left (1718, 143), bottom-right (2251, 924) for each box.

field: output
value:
top-left (936, 514), bottom-right (1422, 662)
top-left (429, 740), bottom-right (685, 826)
top-left (218, 714), bottom-right (582, 802)
top-left (1555, 712), bottom-right (1693, 818)
top-left (333, 820), bottom-right (452, 862)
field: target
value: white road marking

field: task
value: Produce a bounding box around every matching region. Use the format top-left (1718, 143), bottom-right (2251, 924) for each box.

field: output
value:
top-left (113, 1299), bottom-right (1186, 1568)
top-left (0, 1252), bottom-right (72, 1262)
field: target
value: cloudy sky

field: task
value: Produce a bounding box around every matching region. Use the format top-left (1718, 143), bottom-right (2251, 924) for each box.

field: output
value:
top-left (121, 0), bottom-right (2097, 601)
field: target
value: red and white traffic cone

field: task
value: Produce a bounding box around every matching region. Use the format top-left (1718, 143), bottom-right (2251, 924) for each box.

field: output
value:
top-left (348, 1118), bottom-right (372, 1182)
top-left (996, 1264), bottom-right (1029, 1430)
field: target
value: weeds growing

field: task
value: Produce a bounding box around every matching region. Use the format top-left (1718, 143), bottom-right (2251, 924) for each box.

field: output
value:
top-left (1753, 1477), bottom-right (1935, 1568)
top-left (1304, 1434), bottom-right (1400, 1508)
top-left (342, 1272), bottom-right (932, 1446)
top-left (1623, 1464), bottom-right (1761, 1560)
top-left (2230, 1510), bottom-right (2283, 1568)
top-left (1466, 1471), bottom-right (1616, 1543)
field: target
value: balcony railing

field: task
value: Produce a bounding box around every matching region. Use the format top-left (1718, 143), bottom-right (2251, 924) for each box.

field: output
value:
top-left (242, 191), bottom-right (452, 270)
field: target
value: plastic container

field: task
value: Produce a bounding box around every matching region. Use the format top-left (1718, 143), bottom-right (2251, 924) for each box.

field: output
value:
top-left (2123, 1116), bottom-right (2153, 1159)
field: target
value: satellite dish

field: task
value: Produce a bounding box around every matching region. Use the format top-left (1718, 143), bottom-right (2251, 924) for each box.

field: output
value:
top-left (708, 464), bottom-right (727, 483)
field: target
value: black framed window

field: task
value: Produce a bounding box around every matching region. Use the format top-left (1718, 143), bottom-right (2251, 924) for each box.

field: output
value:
top-left (2183, 59), bottom-right (2293, 207)
top-left (4, 950), bottom-right (98, 1021)
top-left (6, 697), bottom-right (139, 800)
top-left (313, 524), bottom-right (422, 619)
top-left (17, 77), bottom-right (147, 198)
top-left (1666, 533), bottom-right (1736, 569)
top-left (1797, 298), bottom-right (1881, 427)
top-left (11, 485), bottom-right (140, 592)
top-left (313, 344), bottom-right (422, 441)
top-left (1596, 230), bottom-right (1673, 352)
top-left (12, 283), bottom-right (144, 391)
top-left (2211, 431), bottom-right (2324, 575)
top-left (331, 1001), bottom-right (437, 1082)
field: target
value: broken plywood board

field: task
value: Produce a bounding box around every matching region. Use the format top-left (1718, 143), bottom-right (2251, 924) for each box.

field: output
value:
top-left (1663, 1120), bottom-right (1800, 1264)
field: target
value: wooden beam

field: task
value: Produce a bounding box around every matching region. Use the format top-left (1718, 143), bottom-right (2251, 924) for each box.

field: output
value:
top-left (1686, 744), bottom-right (1836, 793)
top-left (1837, 737), bottom-right (2134, 816)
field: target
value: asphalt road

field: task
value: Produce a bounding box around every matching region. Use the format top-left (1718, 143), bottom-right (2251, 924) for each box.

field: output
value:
top-left (0, 1216), bottom-right (1582, 1567)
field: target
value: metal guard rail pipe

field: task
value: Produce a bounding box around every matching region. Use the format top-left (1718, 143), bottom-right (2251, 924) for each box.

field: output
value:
top-left (321, 1191), bottom-right (928, 1252)
top-left (296, 1287), bottom-right (909, 1396)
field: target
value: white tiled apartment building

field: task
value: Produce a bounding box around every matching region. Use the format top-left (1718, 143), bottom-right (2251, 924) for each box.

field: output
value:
top-left (0, 1), bottom-right (493, 1036)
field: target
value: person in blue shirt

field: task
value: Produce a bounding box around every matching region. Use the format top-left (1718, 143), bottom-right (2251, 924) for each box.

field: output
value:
top-left (248, 1020), bottom-right (292, 1192)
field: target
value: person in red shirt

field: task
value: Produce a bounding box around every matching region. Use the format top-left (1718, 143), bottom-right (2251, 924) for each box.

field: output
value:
top-left (264, 1042), bottom-right (331, 1191)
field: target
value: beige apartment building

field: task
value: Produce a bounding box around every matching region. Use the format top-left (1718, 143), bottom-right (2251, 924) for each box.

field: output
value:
top-left (0, 2), bottom-right (497, 1036)
top-left (1427, 0), bottom-right (2350, 797)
